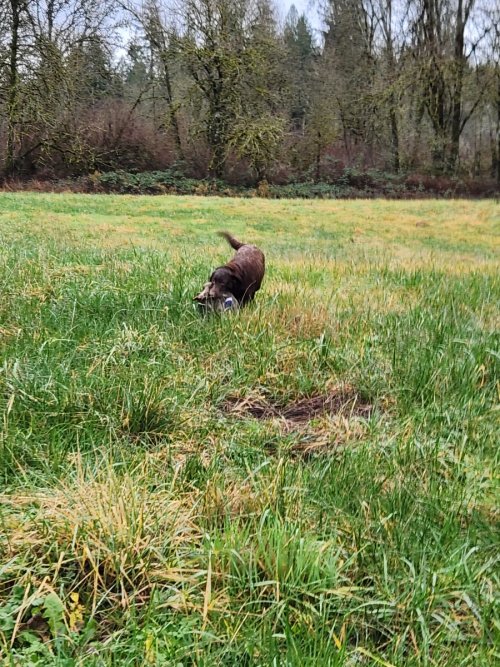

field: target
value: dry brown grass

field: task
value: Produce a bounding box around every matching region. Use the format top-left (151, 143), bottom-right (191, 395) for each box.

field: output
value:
top-left (1, 462), bottom-right (203, 613)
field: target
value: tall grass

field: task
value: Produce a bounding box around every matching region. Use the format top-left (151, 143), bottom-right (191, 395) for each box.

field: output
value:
top-left (0, 194), bottom-right (498, 665)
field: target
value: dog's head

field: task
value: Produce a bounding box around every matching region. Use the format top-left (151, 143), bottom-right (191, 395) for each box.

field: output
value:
top-left (193, 267), bottom-right (237, 305)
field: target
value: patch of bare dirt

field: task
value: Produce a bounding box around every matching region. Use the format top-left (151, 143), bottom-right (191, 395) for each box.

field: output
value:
top-left (223, 385), bottom-right (375, 458)
top-left (224, 385), bottom-right (373, 424)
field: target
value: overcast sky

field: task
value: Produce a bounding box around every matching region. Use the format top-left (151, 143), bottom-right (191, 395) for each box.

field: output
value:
top-left (277, 0), bottom-right (323, 32)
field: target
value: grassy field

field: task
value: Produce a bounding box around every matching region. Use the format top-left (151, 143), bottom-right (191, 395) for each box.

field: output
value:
top-left (0, 193), bottom-right (498, 666)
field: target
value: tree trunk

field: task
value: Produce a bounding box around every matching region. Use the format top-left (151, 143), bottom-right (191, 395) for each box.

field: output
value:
top-left (496, 67), bottom-right (500, 188)
top-left (209, 138), bottom-right (226, 179)
top-left (429, 69), bottom-right (447, 172)
top-left (389, 105), bottom-right (400, 172)
top-left (6, 0), bottom-right (22, 176)
top-left (207, 97), bottom-right (227, 178)
top-left (420, 0), bottom-right (447, 172)
top-left (449, 0), bottom-right (467, 172)
top-left (378, 0), bottom-right (400, 172)
top-left (159, 51), bottom-right (184, 160)
top-left (315, 130), bottom-right (321, 182)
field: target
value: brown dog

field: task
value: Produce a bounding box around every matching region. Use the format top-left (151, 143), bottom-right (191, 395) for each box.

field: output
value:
top-left (194, 232), bottom-right (265, 309)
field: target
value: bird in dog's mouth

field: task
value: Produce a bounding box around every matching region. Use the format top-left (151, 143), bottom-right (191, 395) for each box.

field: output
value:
top-left (193, 282), bottom-right (239, 312)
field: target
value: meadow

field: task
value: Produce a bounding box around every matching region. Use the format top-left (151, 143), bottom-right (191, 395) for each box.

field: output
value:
top-left (0, 193), bottom-right (498, 666)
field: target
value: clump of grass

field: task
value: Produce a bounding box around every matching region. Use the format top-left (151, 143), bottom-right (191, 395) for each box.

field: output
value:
top-left (1, 462), bottom-right (202, 615)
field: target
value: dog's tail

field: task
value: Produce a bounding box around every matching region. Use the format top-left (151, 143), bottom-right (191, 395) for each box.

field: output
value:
top-left (218, 231), bottom-right (244, 250)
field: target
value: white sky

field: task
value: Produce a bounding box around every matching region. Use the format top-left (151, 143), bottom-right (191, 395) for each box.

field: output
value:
top-left (114, 0), bottom-right (325, 59)
top-left (277, 0), bottom-right (324, 32)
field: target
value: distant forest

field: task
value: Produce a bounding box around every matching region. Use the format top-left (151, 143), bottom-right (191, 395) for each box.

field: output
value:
top-left (1, 0), bottom-right (499, 188)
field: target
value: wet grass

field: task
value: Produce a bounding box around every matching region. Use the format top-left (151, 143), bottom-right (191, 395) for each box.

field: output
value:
top-left (0, 194), bottom-right (498, 665)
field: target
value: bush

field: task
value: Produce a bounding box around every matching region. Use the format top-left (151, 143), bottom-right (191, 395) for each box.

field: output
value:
top-left (92, 169), bottom-right (231, 196)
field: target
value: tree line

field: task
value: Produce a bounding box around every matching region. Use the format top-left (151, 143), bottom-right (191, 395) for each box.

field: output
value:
top-left (0, 0), bottom-right (499, 186)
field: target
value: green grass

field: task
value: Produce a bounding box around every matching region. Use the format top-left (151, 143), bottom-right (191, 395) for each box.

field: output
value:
top-left (0, 193), bottom-right (498, 666)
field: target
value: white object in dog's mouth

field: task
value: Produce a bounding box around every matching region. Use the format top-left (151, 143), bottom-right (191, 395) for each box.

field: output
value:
top-left (196, 294), bottom-right (239, 313)
top-left (223, 296), bottom-right (237, 310)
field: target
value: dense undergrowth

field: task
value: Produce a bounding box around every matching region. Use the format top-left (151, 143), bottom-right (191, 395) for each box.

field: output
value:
top-left (2, 167), bottom-right (498, 199)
